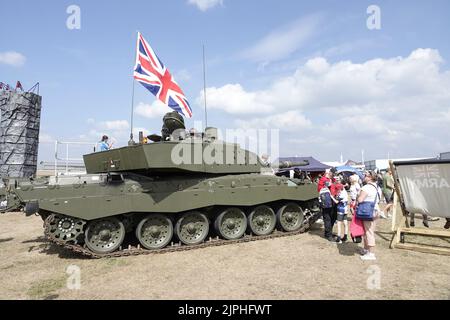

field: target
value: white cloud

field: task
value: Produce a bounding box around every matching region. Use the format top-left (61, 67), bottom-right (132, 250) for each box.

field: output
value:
top-left (319, 38), bottom-right (379, 59)
top-left (98, 120), bottom-right (129, 131)
top-left (0, 51), bottom-right (26, 67)
top-left (304, 57), bottom-right (329, 74)
top-left (82, 115), bottom-right (163, 147)
top-left (198, 48), bottom-right (450, 159)
top-left (200, 48), bottom-right (450, 115)
top-left (188, 0), bottom-right (223, 12)
top-left (197, 84), bottom-right (274, 114)
top-left (240, 15), bottom-right (322, 63)
top-left (135, 101), bottom-right (171, 118)
top-left (174, 69), bottom-right (191, 82)
top-left (235, 111), bottom-right (312, 131)
top-left (81, 119), bottom-right (131, 144)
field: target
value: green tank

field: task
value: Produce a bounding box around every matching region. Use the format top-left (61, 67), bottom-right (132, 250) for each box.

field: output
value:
top-left (3, 112), bottom-right (320, 257)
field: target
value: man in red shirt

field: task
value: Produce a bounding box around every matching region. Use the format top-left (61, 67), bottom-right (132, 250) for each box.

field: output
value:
top-left (318, 169), bottom-right (340, 240)
top-left (318, 170), bottom-right (338, 196)
top-left (318, 171), bottom-right (331, 191)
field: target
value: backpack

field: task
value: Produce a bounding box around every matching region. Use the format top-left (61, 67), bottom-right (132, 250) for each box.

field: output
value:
top-left (319, 190), bottom-right (333, 209)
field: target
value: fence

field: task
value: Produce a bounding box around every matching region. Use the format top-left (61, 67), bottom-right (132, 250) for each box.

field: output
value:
top-left (52, 140), bottom-right (98, 176)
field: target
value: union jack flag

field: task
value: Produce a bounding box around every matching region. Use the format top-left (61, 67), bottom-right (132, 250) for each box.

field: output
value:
top-left (133, 32), bottom-right (192, 118)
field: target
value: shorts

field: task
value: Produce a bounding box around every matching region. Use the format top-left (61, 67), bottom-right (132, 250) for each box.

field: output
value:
top-left (337, 203), bottom-right (347, 215)
top-left (337, 213), bottom-right (347, 222)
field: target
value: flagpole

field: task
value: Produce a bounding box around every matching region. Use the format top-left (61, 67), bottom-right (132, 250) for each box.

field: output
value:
top-left (202, 44), bottom-right (208, 130)
top-left (129, 31), bottom-right (138, 145)
top-left (129, 79), bottom-right (135, 144)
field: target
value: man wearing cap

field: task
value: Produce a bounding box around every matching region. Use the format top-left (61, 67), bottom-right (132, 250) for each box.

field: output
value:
top-left (319, 180), bottom-right (339, 241)
top-left (318, 169), bottom-right (340, 238)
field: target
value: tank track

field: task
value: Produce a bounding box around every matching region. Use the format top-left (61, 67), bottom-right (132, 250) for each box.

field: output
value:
top-left (43, 211), bottom-right (321, 259)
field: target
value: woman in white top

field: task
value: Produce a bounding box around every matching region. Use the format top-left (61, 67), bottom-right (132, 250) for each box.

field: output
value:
top-left (357, 171), bottom-right (381, 261)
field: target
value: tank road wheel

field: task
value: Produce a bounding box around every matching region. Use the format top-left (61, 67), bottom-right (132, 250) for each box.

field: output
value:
top-left (85, 217), bottom-right (125, 254)
top-left (175, 211), bottom-right (209, 245)
top-left (248, 205), bottom-right (276, 236)
top-left (214, 207), bottom-right (247, 240)
top-left (276, 202), bottom-right (304, 232)
top-left (136, 214), bottom-right (173, 250)
top-left (47, 214), bottom-right (86, 244)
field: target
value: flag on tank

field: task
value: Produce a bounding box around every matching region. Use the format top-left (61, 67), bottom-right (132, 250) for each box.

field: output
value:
top-left (133, 32), bottom-right (192, 118)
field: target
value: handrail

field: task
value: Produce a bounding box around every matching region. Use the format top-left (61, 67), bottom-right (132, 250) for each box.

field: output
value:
top-left (54, 140), bottom-right (98, 176)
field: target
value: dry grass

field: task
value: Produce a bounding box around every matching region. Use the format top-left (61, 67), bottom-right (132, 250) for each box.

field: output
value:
top-left (27, 277), bottom-right (66, 300)
top-left (0, 211), bottom-right (449, 300)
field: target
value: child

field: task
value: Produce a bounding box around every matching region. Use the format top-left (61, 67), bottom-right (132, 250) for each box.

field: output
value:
top-left (349, 174), bottom-right (361, 216)
top-left (335, 183), bottom-right (349, 243)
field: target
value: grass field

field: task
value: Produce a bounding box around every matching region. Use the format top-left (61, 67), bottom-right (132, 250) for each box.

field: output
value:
top-left (0, 211), bottom-right (449, 300)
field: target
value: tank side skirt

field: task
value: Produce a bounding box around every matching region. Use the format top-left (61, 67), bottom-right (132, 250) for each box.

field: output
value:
top-left (16, 175), bottom-right (319, 220)
top-left (43, 203), bottom-right (321, 259)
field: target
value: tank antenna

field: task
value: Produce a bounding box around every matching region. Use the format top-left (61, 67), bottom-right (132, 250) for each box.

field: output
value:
top-left (129, 31), bottom-right (138, 145)
top-left (202, 44), bottom-right (208, 130)
top-left (129, 78), bottom-right (136, 145)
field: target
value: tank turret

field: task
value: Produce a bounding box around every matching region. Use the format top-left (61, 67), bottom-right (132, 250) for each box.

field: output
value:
top-left (84, 112), bottom-right (266, 175)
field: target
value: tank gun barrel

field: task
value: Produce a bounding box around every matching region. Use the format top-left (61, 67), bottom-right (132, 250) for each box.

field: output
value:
top-left (273, 160), bottom-right (309, 169)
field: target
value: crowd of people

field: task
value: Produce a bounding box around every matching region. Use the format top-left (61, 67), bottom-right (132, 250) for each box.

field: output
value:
top-left (317, 168), bottom-right (388, 261)
top-left (317, 166), bottom-right (450, 260)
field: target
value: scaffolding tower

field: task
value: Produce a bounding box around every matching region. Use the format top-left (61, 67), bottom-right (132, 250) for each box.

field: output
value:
top-left (0, 90), bottom-right (42, 178)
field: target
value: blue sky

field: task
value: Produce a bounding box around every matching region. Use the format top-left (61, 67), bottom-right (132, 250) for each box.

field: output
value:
top-left (1, 0), bottom-right (450, 162)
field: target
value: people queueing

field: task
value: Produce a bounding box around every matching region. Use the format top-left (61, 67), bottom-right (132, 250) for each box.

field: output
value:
top-left (317, 166), bottom-right (446, 259)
